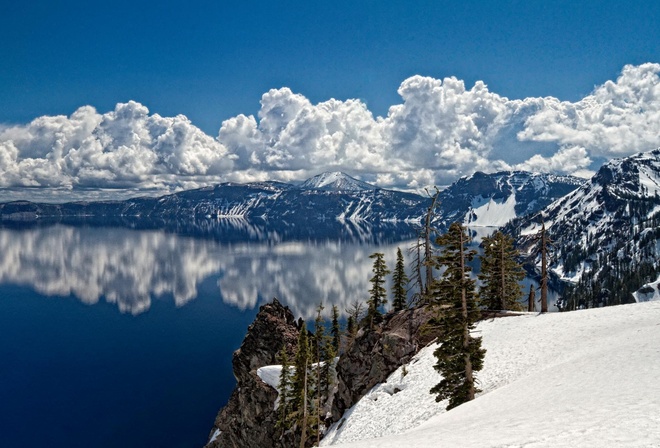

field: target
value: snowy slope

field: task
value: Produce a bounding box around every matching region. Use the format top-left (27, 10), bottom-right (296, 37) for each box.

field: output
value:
top-left (323, 301), bottom-right (660, 447)
top-left (462, 193), bottom-right (517, 227)
top-left (509, 149), bottom-right (660, 306)
top-left (299, 172), bottom-right (377, 191)
top-left (437, 171), bottom-right (583, 229)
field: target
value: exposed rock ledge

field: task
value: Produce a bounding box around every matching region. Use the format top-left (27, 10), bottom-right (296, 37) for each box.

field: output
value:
top-left (205, 299), bottom-right (300, 448)
top-left (205, 300), bottom-right (436, 447)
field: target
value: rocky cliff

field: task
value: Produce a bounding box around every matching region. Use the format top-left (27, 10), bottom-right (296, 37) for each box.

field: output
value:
top-left (205, 300), bottom-right (437, 447)
top-left (331, 306), bottom-right (436, 423)
top-left (205, 299), bottom-right (300, 448)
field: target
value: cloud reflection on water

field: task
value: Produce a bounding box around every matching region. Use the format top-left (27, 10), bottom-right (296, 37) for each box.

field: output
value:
top-left (0, 225), bottom-right (413, 318)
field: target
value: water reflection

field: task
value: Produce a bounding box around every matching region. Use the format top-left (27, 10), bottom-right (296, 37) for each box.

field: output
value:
top-left (0, 225), bottom-right (414, 318)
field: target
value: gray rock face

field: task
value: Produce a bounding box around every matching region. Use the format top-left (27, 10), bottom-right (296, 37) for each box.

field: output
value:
top-left (204, 300), bottom-right (438, 447)
top-left (330, 306), bottom-right (436, 423)
top-left (205, 299), bottom-right (300, 448)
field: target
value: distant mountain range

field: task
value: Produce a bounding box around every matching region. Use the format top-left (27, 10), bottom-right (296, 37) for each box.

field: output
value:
top-left (0, 171), bottom-right (583, 231)
top-left (509, 148), bottom-right (660, 307)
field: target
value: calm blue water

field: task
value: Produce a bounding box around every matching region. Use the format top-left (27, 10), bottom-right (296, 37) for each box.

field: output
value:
top-left (0, 223), bottom-right (556, 448)
top-left (0, 223), bottom-right (415, 448)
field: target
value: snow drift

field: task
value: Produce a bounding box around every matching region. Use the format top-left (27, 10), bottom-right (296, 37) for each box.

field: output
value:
top-left (323, 301), bottom-right (660, 447)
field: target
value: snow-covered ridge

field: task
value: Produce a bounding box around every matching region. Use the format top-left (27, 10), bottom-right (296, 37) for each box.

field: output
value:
top-left (512, 148), bottom-right (660, 290)
top-left (437, 170), bottom-right (583, 229)
top-left (323, 301), bottom-right (660, 447)
top-left (299, 172), bottom-right (377, 191)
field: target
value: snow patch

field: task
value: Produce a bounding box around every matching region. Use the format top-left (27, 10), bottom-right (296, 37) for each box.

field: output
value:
top-left (633, 277), bottom-right (660, 302)
top-left (209, 428), bottom-right (221, 443)
top-left (256, 365), bottom-right (283, 390)
top-left (463, 193), bottom-right (517, 227)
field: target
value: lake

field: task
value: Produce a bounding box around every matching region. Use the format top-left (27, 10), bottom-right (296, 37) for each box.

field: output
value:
top-left (0, 222), bottom-right (556, 448)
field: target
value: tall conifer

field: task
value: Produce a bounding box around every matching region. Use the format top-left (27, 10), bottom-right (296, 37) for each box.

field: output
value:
top-left (392, 247), bottom-right (410, 311)
top-left (430, 222), bottom-right (486, 410)
top-left (292, 324), bottom-right (311, 447)
top-left (275, 346), bottom-right (292, 438)
top-left (478, 231), bottom-right (525, 311)
top-left (367, 252), bottom-right (390, 327)
top-left (330, 305), bottom-right (341, 353)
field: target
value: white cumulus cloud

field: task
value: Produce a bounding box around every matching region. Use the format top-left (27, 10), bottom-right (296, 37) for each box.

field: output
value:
top-left (1, 63), bottom-right (660, 199)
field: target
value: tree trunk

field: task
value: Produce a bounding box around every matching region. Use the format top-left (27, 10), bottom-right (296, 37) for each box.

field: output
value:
top-left (540, 223), bottom-right (548, 313)
top-left (459, 229), bottom-right (475, 401)
top-left (500, 241), bottom-right (506, 311)
top-left (316, 337), bottom-right (321, 447)
top-left (299, 360), bottom-right (308, 448)
top-left (528, 284), bottom-right (536, 312)
top-left (424, 189), bottom-right (440, 299)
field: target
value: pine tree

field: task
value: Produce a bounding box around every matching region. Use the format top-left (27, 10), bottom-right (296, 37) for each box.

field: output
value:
top-left (429, 222), bottom-right (486, 410)
top-left (392, 247), bottom-right (410, 311)
top-left (330, 305), bottom-right (341, 353)
top-left (367, 252), bottom-right (390, 327)
top-left (313, 304), bottom-right (325, 447)
top-left (292, 324), bottom-right (311, 447)
top-left (478, 231), bottom-right (525, 311)
top-left (345, 315), bottom-right (355, 342)
top-left (275, 346), bottom-right (292, 438)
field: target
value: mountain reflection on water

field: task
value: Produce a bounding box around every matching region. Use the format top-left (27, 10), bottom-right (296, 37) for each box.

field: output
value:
top-left (0, 220), bottom-right (419, 318)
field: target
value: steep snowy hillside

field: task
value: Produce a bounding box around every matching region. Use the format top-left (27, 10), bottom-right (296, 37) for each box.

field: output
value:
top-left (435, 171), bottom-right (583, 229)
top-left (509, 149), bottom-right (660, 308)
top-left (299, 172), bottom-right (376, 191)
top-left (321, 301), bottom-right (660, 448)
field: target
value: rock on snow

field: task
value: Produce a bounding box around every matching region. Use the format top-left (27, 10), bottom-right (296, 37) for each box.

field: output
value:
top-left (323, 301), bottom-right (660, 447)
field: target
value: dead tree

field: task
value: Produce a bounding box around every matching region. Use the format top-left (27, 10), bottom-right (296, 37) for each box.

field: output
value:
top-left (409, 187), bottom-right (441, 303)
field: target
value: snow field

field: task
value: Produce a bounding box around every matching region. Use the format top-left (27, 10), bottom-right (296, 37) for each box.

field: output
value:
top-left (325, 302), bottom-right (660, 447)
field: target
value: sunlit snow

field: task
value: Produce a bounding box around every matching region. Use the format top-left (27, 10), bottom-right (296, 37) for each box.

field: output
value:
top-left (323, 301), bottom-right (660, 447)
top-left (463, 194), bottom-right (518, 227)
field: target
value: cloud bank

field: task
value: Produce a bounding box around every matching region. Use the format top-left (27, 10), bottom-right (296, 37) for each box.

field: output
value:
top-left (1, 63), bottom-right (659, 199)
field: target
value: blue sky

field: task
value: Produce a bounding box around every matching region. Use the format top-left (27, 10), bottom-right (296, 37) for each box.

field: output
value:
top-left (3, 0), bottom-right (658, 132)
top-left (1, 1), bottom-right (660, 198)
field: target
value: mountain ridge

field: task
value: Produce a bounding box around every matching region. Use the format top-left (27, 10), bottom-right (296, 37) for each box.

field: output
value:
top-left (507, 148), bottom-right (660, 308)
top-left (0, 170), bottom-right (583, 230)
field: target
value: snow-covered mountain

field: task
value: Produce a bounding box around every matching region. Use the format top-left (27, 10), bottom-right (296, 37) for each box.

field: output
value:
top-left (0, 171), bottom-right (582, 229)
top-left (318, 301), bottom-right (660, 447)
top-left (509, 149), bottom-right (660, 307)
top-left (299, 172), bottom-right (376, 191)
top-left (435, 171), bottom-right (584, 228)
top-left (0, 175), bottom-right (425, 224)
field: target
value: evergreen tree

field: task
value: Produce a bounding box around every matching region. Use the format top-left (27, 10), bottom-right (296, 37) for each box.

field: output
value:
top-left (292, 324), bottom-right (311, 447)
top-left (330, 305), bottom-right (341, 353)
top-left (367, 252), bottom-right (390, 327)
top-left (429, 222), bottom-right (486, 410)
top-left (346, 315), bottom-right (355, 342)
top-left (275, 346), bottom-right (292, 438)
top-left (478, 231), bottom-right (525, 311)
top-left (392, 247), bottom-right (410, 311)
top-left (313, 304), bottom-right (325, 447)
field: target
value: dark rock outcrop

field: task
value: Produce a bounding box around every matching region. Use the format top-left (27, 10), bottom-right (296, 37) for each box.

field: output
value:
top-left (330, 306), bottom-right (436, 422)
top-left (205, 299), bottom-right (300, 448)
top-left (205, 300), bottom-right (437, 447)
